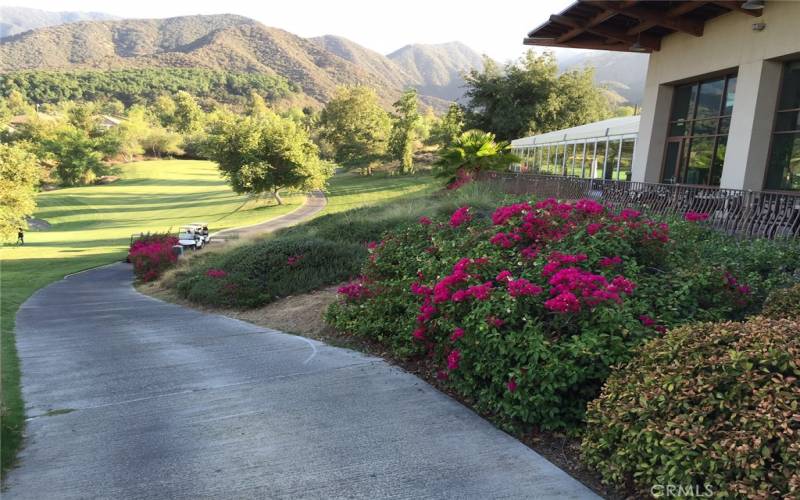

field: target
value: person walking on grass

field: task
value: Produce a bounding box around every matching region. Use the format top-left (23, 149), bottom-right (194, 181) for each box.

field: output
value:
top-left (17, 227), bottom-right (24, 245)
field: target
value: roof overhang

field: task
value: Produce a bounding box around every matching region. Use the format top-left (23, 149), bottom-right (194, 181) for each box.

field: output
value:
top-left (524, 1), bottom-right (763, 54)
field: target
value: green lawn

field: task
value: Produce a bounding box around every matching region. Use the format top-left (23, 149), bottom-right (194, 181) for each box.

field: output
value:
top-left (319, 170), bottom-right (438, 216)
top-left (0, 159), bottom-right (304, 476)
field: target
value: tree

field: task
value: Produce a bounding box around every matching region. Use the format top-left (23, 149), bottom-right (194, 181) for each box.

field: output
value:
top-left (248, 90), bottom-right (269, 118)
top-left (434, 129), bottom-right (520, 188)
top-left (0, 142), bottom-right (39, 239)
top-left (152, 94), bottom-right (176, 128)
top-left (428, 103), bottom-right (465, 148)
top-left (318, 86), bottom-right (391, 174)
top-left (109, 105), bottom-right (150, 161)
top-left (204, 111), bottom-right (333, 204)
top-left (173, 91), bottom-right (203, 134)
top-left (389, 89), bottom-right (421, 174)
top-left (40, 125), bottom-right (106, 186)
top-left (141, 127), bottom-right (184, 157)
top-left (462, 51), bottom-right (611, 141)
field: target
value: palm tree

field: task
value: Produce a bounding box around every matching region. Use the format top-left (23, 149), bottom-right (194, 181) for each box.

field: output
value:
top-left (434, 129), bottom-right (520, 189)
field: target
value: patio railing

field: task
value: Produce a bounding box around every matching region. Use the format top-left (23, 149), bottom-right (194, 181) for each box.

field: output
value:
top-left (478, 172), bottom-right (800, 240)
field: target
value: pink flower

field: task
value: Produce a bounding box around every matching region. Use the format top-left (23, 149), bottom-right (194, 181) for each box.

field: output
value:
top-left (490, 231), bottom-right (521, 248)
top-left (206, 268), bottom-right (227, 278)
top-left (410, 282), bottom-right (433, 296)
top-left (491, 202), bottom-right (532, 225)
top-left (506, 378), bottom-right (518, 392)
top-left (286, 254), bottom-right (304, 266)
top-left (419, 216), bottom-right (432, 226)
top-left (520, 246), bottom-right (539, 260)
top-left (450, 327), bottom-right (465, 342)
top-left (544, 292), bottom-right (581, 313)
top-left (496, 270), bottom-right (513, 282)
top-left (449, 206), bottom-right (472, 228)
top-left (507, 278), bottom-right (543, 297)
top-left (447, 349), bottom-right (461, 370)
top-left (586, 223), bottom-right (603, 236)
top-left (639, 315), bottom-right (656, 327)
top-left (338, 278), bottom-right (373, 302)
top-left (615, 208), bottom-right (642, 221)
top-left (684, 211), bottom-right (709, 222)
top-left (574, 199), bottom-right (605, 216)
top-left (366, 241), bottom-right (379, 250)
top-left (598, 256), bottom-right (623, 268)
top-left (412, 327), bottom-right (427, 340)
top-left (487, 316), bottom-right (505, 328)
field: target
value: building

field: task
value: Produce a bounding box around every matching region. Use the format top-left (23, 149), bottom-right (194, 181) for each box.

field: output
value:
top-left (521, 0), bottom-right (800, 193)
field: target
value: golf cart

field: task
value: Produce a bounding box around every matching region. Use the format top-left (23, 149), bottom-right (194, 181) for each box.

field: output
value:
top-left (187, 222), bottom-right (210, 244)
top-left (178, 226), bottom-right (205, 250)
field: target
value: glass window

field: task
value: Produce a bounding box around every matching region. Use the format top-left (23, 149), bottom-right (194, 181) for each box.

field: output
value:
top-left (767, 61), bottom-right (800, 190)
top-left (618, 139), bottom-right (635, 181)
top-left (578, 142), bottom-right (588, 178)
top-left (605, 140), bottom-right (619, 180)
top-left (664, 73), bottom-right (736, 185)
top-left (593, 141), bottom-right (607, 179)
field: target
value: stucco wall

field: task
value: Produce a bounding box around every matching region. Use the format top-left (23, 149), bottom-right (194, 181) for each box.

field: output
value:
top-left (631, 2), bottom-right (800, 189)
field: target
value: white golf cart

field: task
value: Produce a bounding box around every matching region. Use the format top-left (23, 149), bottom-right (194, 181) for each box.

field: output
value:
top-left (178, 225), bottom-right (205, 250)
top-left (187, 222), bottom-right (210, 244)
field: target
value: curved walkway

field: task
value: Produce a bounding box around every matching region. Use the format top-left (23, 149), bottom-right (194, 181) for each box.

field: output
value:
top-left (5, 205), bottom-right (597, 499)
top-left (211, 190), bottom-right (327, 241)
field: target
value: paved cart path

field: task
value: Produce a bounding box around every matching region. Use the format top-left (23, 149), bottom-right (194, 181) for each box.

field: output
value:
top-left (211, 190), bottom-right (327, 241)
top-left (6, 243), bottom-right (597, 500)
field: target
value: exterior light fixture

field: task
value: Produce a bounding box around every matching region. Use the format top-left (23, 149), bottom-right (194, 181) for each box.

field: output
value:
top-left (742, 0), bottom-right (765, 10)
top-left (629, 33), bottom-right (647, 52)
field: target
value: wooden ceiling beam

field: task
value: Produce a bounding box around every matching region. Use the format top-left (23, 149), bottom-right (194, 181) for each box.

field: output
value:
top-left (523, 37), bottom-right (641, 53)
top-left (626, 2), bottom-right (708, 35)
top-left (554, 8), bottom-right (618, 44)
top-left (550, 14), bottom-right (661, 50)
top-left (593, 1), bottom-right (705, 36)
top-left (710, 1), bottom-right (763, 16)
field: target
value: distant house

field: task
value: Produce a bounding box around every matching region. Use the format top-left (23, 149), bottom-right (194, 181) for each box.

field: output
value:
top-left (521, 0), bottom-right (800, 192)
top-left (95, 115), bottom-right (125, 129)
top-left (5, 112), bottom-right (58, 134)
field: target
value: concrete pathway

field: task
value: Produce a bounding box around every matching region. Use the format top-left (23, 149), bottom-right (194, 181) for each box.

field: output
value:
top-left (211, 191), bottom-right (326, 241)
top-left (6, 235), bottom-right (598, 500)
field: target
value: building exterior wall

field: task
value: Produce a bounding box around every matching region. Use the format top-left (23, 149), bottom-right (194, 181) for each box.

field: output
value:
top-left (632, 2), bottom-right (800, 189)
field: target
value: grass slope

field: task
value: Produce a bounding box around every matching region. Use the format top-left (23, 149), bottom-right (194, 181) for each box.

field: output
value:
top-left (0, 159), bottom-right (303, 476)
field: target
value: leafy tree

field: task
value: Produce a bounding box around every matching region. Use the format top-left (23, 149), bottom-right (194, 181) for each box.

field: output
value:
top-left (463, 51), bottom-right (611, 141)
top-left (249, 90), bottom-right (269, 118)
top-left (39, 125), bottom-right (106, 186)
top-left (0, 142), bottom-right (39, 239)
top-left (389, 89), bottom-right (421, 174)
top-left (141, 127), bottom-right (184, 157)
top-left (109, 105), bottom-right (150, 161)
top-left (318, 86), bottom-right (390, 174)
top-left (204, 111), bottom-right (333, 204)
top-left (152, 94), bottom-right (176, 128)
top-left (173, 91), bottom-right (204, 134)
top-left (428, 103), bottom-right (465, 148)
top-left (434, 129), bottom-right (519, 187)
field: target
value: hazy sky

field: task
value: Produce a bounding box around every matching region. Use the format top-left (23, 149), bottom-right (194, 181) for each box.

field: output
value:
top-left (0, 0), bottom-right (578, 62)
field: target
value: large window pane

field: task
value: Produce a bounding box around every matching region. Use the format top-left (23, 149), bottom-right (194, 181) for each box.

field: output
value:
top-left (711, 137), bottom-right (726, 186)
top-left (662, 141), bottom-right (680, 184)
top-left (692, 118), bottom-right (718, 136)
top-left (766, 133), bottom-right (800, 190)
top-left (778, 61), bottom-right (800, 111)
top-left (724, 76), bottom-right (737, 115)
top-left (592, 141), bottom-right (606, 179)
top-left (696, 78), bottom-right (725, 118)
top-left (775, 111), bottom-right (800, 133)
top-left (686, 137), bottom-right (715, 185)
top-left (605, 140), bottom-right (620, 180)
top-left (671, 84), bottom-right (697, 121)
top-left (618, 139), bottom-right (635, 181)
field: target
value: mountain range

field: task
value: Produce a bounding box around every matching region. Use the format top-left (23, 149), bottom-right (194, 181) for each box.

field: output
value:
top-left (0, 7), bottom-right (647, 107)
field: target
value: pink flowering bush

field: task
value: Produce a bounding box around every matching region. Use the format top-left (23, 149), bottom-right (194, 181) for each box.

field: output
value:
top-left (326, 195), bottom-right (799, 431)
top-left (128, 233), bottom-right (179, 282)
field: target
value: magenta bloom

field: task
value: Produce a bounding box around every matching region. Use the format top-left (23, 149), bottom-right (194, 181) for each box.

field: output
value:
top-left (412, 327), bottom-right (427, 340)
top-left (507, 278), bottom-right (543, 297)
top-left (450, 327), bottom-right (465, 342)
top-left (586, 223), bottom-right (603, 236)
top-left (487, 316), bottom-right (505, 328)
top-left (574, 199), bottom-right (605, 216)
top-left (544, 292), bottom-right (581, 313)
top-left (286, 254), bottom-right (304, 266)
top-left (419, 216), bottom-right (432, 226)
top-left (506, 378), bottom-right (518, 392)
top-left (598, 256), bottom-right (623, 268)
top-left (447, 349), bottom-right (461, 370)
top-left (449, 206), bottom-right (472, 228)
top-left (206, 268), bottom-right (227, 278)
top-left (684, 211), bottom-right (710, 222)
top-left (491, 202), bottom-right (532, 225)
top-left (639, 315), bottom-right (656, 327)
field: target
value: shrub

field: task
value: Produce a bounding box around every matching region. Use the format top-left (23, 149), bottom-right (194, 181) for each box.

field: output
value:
top-left (762, 283), bottom-right (800, 320)
top-left (174, 237), bottom-right (364, 308)
top-left (128, 233), bottom-right (179, 282)
top-left (326, 200), bottom-right (800, 431)
top-left (581, 317), bottom-right (800, 498)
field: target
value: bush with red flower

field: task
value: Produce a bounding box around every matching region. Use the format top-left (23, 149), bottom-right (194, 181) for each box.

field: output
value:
top-left (128, 233), bottom-right (179, 282)
top-left (327, 197), bottom-right (800, 430)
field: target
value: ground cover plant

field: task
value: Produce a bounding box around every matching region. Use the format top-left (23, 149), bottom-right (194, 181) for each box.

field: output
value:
top-left (326, 198), bottom-right (800, 433)
top-left (168, 174), bottom-right (512, 308)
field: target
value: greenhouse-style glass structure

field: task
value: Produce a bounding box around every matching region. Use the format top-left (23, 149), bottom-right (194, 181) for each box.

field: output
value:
top-left (510, 116), bottom-right (639, 182)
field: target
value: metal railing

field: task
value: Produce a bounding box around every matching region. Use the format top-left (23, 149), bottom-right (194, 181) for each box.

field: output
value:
top-left (478, 172), bottom-right (800, 240)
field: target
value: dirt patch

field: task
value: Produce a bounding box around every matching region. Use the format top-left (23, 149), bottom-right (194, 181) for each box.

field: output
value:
top-left (228, 287), bottom-right (339, 339)
top-left (95, 175), bottom-right (120, 185)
